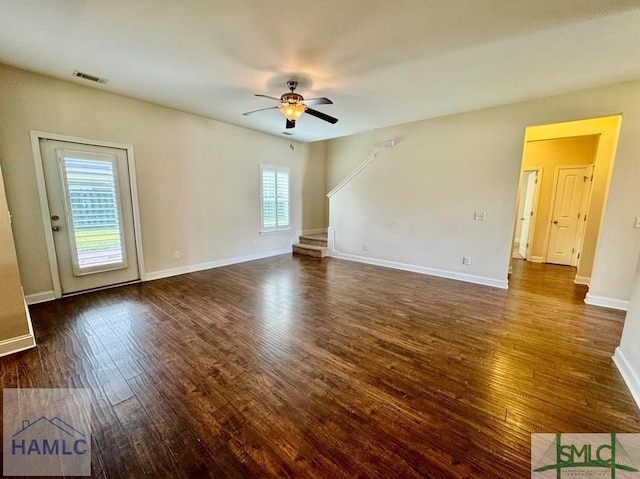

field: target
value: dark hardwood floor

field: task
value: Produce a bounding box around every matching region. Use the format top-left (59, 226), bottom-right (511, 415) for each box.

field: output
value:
top-left (2, 256), bottom-right (638, 478)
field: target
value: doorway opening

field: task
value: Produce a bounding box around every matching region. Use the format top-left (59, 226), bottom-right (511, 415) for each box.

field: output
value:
top-left (510, 115), bottom-right (621, 292)
top-left (30, 131), bottom-right (145, 299)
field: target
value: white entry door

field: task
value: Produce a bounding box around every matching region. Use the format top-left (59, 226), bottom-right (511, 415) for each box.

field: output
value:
top-left (39, 139), bottom-right (140, 294)
top-left (546, 166), bottom-right (587, 266)
top-left (518, 171), bottom-right (538, 258)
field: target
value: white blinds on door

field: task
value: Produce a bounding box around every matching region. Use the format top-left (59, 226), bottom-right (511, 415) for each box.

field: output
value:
top-left (60, 153), bottom-right (128, 275)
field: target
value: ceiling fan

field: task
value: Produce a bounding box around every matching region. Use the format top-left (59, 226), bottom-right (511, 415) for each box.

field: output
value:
top-left (243, 81), bottom-right (338, 130)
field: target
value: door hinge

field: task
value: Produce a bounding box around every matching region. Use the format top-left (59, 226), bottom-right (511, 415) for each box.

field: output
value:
top-left (530, 211), bottom-right (534, 217)
top-left (584, 176), bottom-right (588, 182)
top-left (526, 243), bottom-right (529, 247)
top-left (584, 215), bottom-right (587, 222)
top-left (572, 248), bottom-right (575, 254)
top-left (578, 212), bottom-right (580, 219)
top-left (534, 178), bottom-right (538, 184)
top-left (577, 252), bottom-right (581, 259)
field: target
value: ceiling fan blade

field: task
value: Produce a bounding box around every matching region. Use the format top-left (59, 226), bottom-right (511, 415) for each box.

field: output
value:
top-left (242, 106), bottom-right (279, 116)
top-left (254, 94), bottom-right (282, 101)
top-left (286, 119), bottom-right (296, 129)
top-left (305, 108), bottom-right (339, 124)
top-left (303, 97), bottom-right (333, 106)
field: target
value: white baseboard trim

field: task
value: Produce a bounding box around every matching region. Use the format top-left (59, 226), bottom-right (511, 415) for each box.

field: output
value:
top-left (613, 347), bottom-right (640, 410)
top-left (574, 275), bottom-right (591, 286)
top-left (327, 227), bottom-right (336, 252)
top-left (25, 290), bottom-right (56, 305)
top-left (584, 293), bottom-right (629, 311)
top-left (331, 251), bottom-right (508, 289)
top-left (0, 333), bottom-right (36, 358)
top-left (528, 256), bottom-right (544, 263)
top-left (145, 247), bottom-right (292, 281)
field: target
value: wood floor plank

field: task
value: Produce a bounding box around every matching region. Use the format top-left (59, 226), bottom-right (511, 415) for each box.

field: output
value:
top-left (1, 256), bottom-right (638, 478)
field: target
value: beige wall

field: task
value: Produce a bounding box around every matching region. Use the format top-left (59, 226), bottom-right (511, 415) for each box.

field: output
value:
top-left (0, 64), bottom-right (327, 297)
top-left (0, 166), bottom-right (30, 340)
top-left (618, 254), bottom-right (640, 404)
top-left (326, 81), bottom-right (640, 301)
top-left (522, 135), bottom-right (598, 261)
top-left (305, 141), bottom-right (328, 230)
top-left (326, 131), bottom-right (375, 192)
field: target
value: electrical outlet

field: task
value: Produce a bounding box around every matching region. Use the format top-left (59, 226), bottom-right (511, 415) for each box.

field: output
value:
top-left (462, 256), bottom-right (471, 266)
top-left (173, 251), bottom-right (180, 260)
top-left (363, 242), bottom-right (369, 251)
top-left (474, 212), bottom-right (486, 221)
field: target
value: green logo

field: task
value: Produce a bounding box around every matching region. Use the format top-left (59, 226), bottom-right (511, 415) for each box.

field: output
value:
top-left (532, 433), bottom-right (639, 478)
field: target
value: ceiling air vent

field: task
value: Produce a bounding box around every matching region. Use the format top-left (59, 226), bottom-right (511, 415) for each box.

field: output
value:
top-left (72, 70), bottom-right (108, 84)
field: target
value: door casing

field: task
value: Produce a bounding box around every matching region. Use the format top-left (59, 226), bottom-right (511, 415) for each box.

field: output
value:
top-left (518, 169), bottom-right (542, 259)
top-left (30, 130), bottom-right (146, 299)
top-left (512, 166), bottom-right (543, 262)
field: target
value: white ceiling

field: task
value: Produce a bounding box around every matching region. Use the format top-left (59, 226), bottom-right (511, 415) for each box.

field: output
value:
top-left (1, 1), bottom-right (640, 142)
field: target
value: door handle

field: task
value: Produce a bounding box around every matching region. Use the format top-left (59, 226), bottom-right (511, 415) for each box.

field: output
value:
top-left (552, 220), bottom-right (558, 224)
top-left (52, 226), bottom-right (61, 232)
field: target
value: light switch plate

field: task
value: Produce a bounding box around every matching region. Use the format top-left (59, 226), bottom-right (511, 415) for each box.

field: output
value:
top-left (474, 212), bottom-right (486, 221)
top-left (635, 216), bottom-right (640, 228)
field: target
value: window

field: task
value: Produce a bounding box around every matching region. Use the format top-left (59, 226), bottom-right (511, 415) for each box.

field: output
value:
top-left (260, 164), bottom-right (290, 232)
top-left (59, 153), bottom-right (128, 275)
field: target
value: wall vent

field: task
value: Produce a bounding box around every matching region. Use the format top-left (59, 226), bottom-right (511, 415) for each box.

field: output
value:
top-left (72, 71), bottom-right (108, 84)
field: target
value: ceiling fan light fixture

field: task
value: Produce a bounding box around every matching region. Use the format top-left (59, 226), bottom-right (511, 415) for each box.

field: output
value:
top-left (279, 104), bottom-right (306, 121)
top-left (244, 81), bottom-right (337, 129)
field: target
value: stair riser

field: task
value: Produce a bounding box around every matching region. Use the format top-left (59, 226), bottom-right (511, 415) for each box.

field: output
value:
top-left (292, 245), bottom-right (329, 258)
top-left (299, 238), bottom-right (328, 247)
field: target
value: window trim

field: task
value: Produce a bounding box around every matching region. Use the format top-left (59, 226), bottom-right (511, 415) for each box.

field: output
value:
top-left (259, 164), bottom-right (291, 234)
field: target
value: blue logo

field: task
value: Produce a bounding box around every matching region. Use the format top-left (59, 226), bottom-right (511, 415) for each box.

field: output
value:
top-left (3, 388), bottom-right (92, 476)
top-left (11, 416), bottom-right (88, 457)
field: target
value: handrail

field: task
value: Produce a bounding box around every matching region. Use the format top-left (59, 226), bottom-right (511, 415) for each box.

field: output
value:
top-left (326, 154), bottom-right (376, 198)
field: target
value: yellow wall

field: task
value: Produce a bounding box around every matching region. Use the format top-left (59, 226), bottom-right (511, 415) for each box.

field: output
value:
top-left (524, 115), bottom-right (621, 283)
top-left (522, 135), bottom-right (598, 262)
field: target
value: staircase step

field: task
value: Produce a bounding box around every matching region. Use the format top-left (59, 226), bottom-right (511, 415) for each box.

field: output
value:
top-left (299, 234), bottom-right (328, 247)
top-left (292, 243), bottom-right (329, 258)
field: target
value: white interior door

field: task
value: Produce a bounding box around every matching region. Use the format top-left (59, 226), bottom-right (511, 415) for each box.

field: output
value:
top-left (39, 139), bottom-right (140, 294)
top-left (518, 171), bottom-right (538, 258)
top-left (572, 165), bottom-right (594, 267)
top-left (546, 167), bottom-right (587, 266)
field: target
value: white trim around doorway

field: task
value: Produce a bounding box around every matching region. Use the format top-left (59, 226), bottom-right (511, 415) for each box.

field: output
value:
top-left (29, 131), bottom-right (146, 299)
